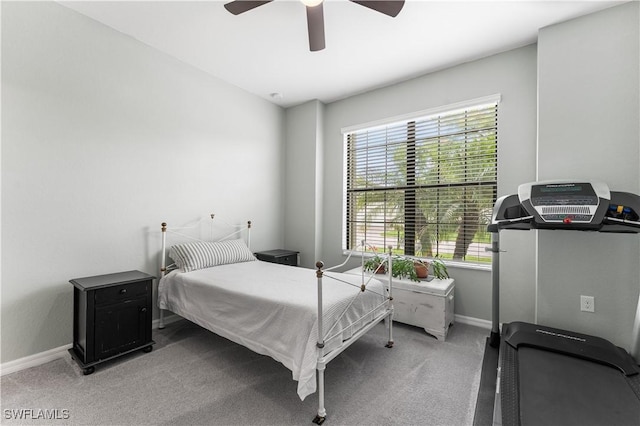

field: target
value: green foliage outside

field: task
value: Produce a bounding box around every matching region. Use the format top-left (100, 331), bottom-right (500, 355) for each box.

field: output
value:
top-left (349, 106), bottom-right (497, 264)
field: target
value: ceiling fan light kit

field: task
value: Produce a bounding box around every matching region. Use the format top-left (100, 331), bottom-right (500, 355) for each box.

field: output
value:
top-left (301, 0), bottom-right (324, 7)
top-left (224, 0), bottom-right (405, 51)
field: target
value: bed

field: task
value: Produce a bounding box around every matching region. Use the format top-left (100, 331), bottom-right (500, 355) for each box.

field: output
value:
top-left (157, 219), bottom-right (395, 424)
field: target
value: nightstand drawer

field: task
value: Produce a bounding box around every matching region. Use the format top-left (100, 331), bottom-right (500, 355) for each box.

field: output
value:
top-left (94, 281), bottom-right (149, 305)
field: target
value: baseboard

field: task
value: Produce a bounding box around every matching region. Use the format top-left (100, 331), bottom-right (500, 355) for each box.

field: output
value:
top-left (455, 314), bottom-right (492, 330)
top-left (0, 344), bottom-right (73, 376)
top-left (1, 314), bottom-right (184, 376)
top-left (3, 313), bottom-right (478, 376)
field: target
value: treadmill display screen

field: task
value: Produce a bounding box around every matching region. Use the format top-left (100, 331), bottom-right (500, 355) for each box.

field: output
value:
top-left (530, 183), bottom-right (597, 206)
top-left (527, 182), bottom-right (600, 224)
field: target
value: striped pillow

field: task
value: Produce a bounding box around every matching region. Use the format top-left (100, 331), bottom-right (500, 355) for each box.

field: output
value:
top-left (169, 239), bottom-right (256, 272)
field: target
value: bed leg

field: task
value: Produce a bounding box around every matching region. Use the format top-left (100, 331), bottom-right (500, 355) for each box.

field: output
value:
top-left (158, 309), bottom-right (165, 330)
top-left (385, 246), bottom-right (394, 349)
top-left (313, 365), bottom-right (327, 425)
top-left (385, 309), bottom-right (394, 348)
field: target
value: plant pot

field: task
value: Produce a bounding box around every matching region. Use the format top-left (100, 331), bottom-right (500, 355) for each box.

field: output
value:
top-left (375, 265), bottom-right (386, 274)
top-left (414, 262), bottom-right (428, 279)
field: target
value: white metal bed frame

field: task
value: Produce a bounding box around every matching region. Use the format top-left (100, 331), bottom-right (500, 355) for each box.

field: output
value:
top-left (157, 217), bottom-right (395, 424)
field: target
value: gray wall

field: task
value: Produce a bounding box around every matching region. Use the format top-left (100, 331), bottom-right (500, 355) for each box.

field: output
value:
top-left (536, 2), bottom-right (640, 349)
top-left (1, 2), bottom-right (285, 363)
top-left (284, 100), bottom-right (325, 268)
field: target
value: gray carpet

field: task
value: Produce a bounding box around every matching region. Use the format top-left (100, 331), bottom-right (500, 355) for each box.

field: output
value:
top-left (1, 320), bottom-right (487, 425)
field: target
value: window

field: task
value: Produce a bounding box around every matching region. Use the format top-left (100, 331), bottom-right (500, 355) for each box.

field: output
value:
top-left (343, 98), bottom-right (499, 265)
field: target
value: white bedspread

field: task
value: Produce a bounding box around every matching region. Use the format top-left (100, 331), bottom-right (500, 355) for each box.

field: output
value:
top-left (158, 260), bottom-right (387, 400)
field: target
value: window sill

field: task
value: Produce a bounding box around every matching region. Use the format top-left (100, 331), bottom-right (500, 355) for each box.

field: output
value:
top-left (341, 250), bottom-right (492, 272)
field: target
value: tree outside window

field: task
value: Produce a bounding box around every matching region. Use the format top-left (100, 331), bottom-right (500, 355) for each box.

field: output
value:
top-left (344, 100), bottom-right (498, 265)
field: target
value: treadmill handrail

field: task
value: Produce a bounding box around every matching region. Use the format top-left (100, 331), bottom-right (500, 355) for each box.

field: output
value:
top-left (603, 216), bottom-right (640, 229)
top-left (490, 215), bottom-right (534, 230)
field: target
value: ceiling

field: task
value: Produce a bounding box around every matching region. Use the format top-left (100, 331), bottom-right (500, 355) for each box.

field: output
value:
top-left (60, 0), bottom-right (625, 108)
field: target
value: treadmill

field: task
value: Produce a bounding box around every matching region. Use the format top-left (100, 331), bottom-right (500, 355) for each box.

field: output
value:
top-left (486, 180), bottom-right (640, 425)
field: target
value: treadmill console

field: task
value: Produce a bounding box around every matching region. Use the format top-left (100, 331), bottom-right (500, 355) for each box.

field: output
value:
top-left (489, 180), bottom-right (640, 232)
top-left (518, 181), bottom-right (610, 230)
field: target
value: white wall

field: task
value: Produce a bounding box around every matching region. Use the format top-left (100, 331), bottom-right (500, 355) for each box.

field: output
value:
top-left (536, 2), bottom-right (640, 349)
top-left (284, 100), bottom-right (325, 268)
top-left (320, 45), bottom-right (539, 322)
top-left (1, 2), bottom-right (285, 363)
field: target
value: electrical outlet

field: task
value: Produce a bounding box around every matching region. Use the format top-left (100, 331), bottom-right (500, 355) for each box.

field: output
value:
top-left (580, 295), bottom-right (595, 312)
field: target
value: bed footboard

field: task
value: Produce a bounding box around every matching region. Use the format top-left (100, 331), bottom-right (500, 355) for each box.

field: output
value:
top-left (313, 248), bottom-right (394, 424)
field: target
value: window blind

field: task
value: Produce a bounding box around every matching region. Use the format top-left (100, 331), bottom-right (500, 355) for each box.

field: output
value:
top-left (344, 101), bottom-right (498, 264)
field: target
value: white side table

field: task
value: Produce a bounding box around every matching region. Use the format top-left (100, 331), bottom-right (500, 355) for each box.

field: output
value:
top-left (346, 267), bottom-right (455, 341)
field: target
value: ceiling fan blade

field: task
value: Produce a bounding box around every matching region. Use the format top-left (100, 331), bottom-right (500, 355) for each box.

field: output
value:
top-left (224, 0), bottom-right (273, 15)
top-left (306, 4), bottom-right (326, 52)
top-left (350, 0), bottom-right (405, 18)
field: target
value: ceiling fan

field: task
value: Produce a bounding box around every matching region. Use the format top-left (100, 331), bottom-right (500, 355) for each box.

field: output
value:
top-left (223, 0), bottom-right (405, 51)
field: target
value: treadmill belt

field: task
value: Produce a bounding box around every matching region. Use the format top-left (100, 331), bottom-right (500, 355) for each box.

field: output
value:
top-left (518, 347), bottom-right (640, 425)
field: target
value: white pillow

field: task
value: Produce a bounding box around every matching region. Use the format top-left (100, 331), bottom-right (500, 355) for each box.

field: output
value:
top-left (169, 239), bottom-right (256, 272)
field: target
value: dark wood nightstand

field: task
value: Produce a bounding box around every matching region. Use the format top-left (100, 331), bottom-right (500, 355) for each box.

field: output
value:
top-left (255, 249), bottom-right (299, 266)
top-left (69, 270), bottom-right (155, 375)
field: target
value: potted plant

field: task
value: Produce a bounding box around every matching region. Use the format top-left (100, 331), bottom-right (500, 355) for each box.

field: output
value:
top-left (391, 256), bottom-right (429, 282)
top-left (363, 254), bottom-right (387, 274)
top-left (431, 258), bottom-right (450, 280)
top-left (414, 259), bottom-right (429, 279)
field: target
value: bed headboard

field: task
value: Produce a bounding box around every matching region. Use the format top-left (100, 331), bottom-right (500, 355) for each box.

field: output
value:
top-left (160, 216), bottom-right (252, 276)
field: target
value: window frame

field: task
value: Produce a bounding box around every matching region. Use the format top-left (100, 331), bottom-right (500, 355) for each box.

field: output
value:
top-left (341, 95), bottom-right (501, 268)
